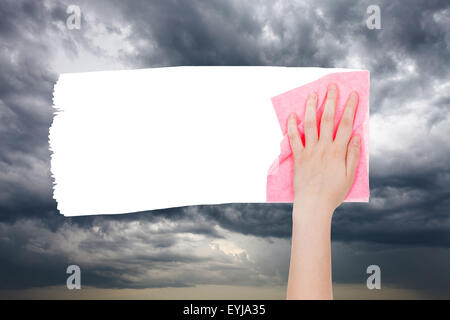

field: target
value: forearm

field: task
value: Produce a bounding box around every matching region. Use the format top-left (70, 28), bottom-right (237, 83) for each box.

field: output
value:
top-left (286, 200), bottom-right (333, 300)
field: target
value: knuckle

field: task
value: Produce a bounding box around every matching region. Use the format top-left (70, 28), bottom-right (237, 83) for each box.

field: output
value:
top-left (326, 96), bottom-right (336, 103)
top-left (315, 143), bottom-right (327, 156)
top-left (288, 130), bottom-right (297, 141)
top-left (351, 143), bottom-right (361, 152)
top-left (321, 112), bottom-right (334, 123)
top-left (331, 145), bottom-right (344, 158)
top-left (340, 116), bottom-right (352, 128)
top-left (304, 119), bottom-right (316, 130)
top-left (287, 122), bottom-right (293, 132)
top-left (307, 100), bottom-right (317, 110)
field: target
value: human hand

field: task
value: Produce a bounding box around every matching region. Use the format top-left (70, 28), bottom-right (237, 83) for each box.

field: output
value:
top-left (287, 84), bottom-right (361, 218)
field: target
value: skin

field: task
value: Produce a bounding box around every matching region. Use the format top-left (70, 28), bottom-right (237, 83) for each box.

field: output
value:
top-left (286, 84), bottom-right (361, 300)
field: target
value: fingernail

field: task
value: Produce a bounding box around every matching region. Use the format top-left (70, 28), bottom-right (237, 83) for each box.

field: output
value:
top-left (350, 91), bottom-right (358, 102)
top-left (352, 135), bottom-right (360, 145)
top-left (289, 113), bottom-right (296, 120)
top-left (328, 84), bottom-right (337, 93)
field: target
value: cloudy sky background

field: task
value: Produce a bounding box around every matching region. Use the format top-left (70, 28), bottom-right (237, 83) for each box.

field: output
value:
top-left (1, 0), bottom-right (450, 299)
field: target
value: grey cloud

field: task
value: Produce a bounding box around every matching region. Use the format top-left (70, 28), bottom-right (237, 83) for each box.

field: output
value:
top-left (0, 217), bottom-right (286, 289)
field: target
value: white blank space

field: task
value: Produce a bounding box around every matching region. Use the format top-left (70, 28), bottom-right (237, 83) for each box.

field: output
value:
top-left (50, 67), bottom-right (355, 216)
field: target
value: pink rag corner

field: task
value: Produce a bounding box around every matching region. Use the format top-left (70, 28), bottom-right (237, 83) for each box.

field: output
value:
top-left (267, 71), bottom-right (370, 203)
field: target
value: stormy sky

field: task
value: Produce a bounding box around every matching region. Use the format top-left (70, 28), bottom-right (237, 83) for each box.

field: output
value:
top-left (1, 0), bottom-right (450, 299)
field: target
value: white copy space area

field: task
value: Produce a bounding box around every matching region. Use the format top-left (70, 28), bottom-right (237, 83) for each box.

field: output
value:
top-left (51, 67), bottom-right (353, 216)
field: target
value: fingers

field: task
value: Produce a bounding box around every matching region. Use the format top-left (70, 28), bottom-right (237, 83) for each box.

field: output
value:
top-left (346, 135), bottom-right (361, 181)
top-left (304, 93), bottom-right (318, 147)
top-left (287, 113), bottom-right (303, 159)
top-left (335, 91), bottom-right (358, 147)
top-left (319, 84), bottom-right (338, 143)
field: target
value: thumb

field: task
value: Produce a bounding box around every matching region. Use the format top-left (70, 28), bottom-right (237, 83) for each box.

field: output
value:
top-left (346, 135), bottom-right (361, 182)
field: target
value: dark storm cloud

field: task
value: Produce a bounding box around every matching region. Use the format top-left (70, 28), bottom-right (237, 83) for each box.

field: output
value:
top-left (0, 0), bottom-right (58, 219)
top-left (199, 204), bottom-right (292, 238)
top-left (0, 215), bottom-right (283, 290)
top-left (114, 0), bottom-right (265, 66)
top-left (1, 0), bottom-right (450, 296)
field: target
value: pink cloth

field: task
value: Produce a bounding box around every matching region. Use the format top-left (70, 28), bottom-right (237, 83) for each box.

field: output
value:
top-left (267, 71), bottom-right (370, 202)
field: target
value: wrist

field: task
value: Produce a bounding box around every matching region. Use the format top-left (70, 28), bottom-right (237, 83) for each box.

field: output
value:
top-left (292, 198), bottom-right (334, 226)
